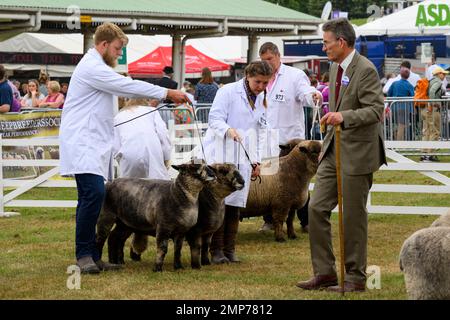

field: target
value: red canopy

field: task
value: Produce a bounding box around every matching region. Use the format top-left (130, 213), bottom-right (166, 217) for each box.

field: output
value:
top-left (128, 45), bottom-right (230, 77)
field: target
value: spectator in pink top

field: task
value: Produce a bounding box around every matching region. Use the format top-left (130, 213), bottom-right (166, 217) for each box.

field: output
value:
top-left (39, 81), bottom-right (65, 109)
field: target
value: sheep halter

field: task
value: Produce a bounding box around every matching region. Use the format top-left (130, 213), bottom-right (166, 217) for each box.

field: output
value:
top-left (335, 124), bottom-right (345, 296)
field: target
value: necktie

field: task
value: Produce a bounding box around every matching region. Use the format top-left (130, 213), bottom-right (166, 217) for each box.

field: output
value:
top-left (335, 65), bottom-right (343, 105)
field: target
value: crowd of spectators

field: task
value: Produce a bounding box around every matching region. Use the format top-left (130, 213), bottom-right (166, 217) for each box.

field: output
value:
top-left (0, 66), bottom-right (66, 113)
top-left (382, 58), bottom-right (449, 161)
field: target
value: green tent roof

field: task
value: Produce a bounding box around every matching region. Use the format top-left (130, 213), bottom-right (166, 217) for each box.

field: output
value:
top-left (0, 0), bottom-right (320, 22)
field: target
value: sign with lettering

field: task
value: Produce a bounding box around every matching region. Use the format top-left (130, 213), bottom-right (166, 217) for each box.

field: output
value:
top-left (0, 110), bottom-right (61, 138)
top-left (0, 52), bottom-right (83, 66)
top-left (118, 47), bottom-right (127, 65)
top-left (416, 3), bottom-right (450, 27)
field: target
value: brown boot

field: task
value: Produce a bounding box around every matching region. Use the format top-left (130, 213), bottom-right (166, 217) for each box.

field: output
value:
top-left (76, 256), bottom-right (100, 274)
top-left (210, 221), bottom-right (229, 264)
top-left (223, 206), bottom-right (241, 263)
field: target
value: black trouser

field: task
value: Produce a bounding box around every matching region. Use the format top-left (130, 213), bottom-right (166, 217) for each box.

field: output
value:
top-left (263, 193), bottom-right (310, 227)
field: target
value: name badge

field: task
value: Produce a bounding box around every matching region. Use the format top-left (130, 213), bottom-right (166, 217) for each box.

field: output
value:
top-left (341, 76), bottom-right (350, 86)
top-left (274, 91), bottom-right (286, 102)
top-left (259, 114), bottom-right (268, 128)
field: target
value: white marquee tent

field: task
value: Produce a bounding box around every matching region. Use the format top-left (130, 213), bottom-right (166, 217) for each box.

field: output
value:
top-left (357, 0), bottom-right (450, 36)
top-left (0, 33), bottom-right (288, 77)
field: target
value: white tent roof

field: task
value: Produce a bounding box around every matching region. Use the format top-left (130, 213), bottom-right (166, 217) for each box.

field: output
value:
top-left (357, 0), bottom-right (450, 36)
top-left (1, 32), bottom-right (288, 77)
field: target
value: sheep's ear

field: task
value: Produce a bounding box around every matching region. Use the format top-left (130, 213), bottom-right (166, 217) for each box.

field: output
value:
top-left (299, 146), bottom-right (308, 154)
top-left (172, 164), bottom-right (182, 171)
top-left (207, 165), bottom-right (218, 173)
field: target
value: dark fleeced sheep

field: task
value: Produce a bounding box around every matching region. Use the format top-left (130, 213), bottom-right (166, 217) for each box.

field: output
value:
top-left (95, 163), bottom-right (215, 272)
top-left (129, 163), bottom-right (245, 269)
top-left (185, 163), bottom-right (245, 269)
top-left (240, 140), bottom-right (321, 242)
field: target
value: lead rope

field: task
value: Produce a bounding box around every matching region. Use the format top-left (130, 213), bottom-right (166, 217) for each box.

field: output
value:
top-left (188, 102), bottom-right (207, 163)
top-left (114, 103), bottom-right (172, 127)
top-left (237, 139), bottom-right (261, 183)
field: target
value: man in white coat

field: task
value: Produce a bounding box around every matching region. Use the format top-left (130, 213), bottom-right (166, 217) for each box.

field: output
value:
top-left (59, 23), bottom-right (189, 274)
top-left (258, 42), bottom-right (321, 234)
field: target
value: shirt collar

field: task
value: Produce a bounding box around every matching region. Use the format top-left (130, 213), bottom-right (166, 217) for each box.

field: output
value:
top-left (339, 49), bottom-right (356, 74)
top-left (89, 48), bottom-right (105, 63)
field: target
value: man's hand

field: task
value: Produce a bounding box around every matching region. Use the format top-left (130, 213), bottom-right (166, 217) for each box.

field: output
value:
top-left (227, 128), bottom-right (242, 142)
top-left (312, 91), bottom-right (322, 104)
top-left (320, 111), bottom-right (343, 126)
top-left (166, 89), bottom-right (191, 104)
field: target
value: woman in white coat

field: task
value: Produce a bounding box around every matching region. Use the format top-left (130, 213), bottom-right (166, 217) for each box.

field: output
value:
top-left (113, 98), bottom-right (171, 180)
top-left (202, 61), bottom-right (274, 264)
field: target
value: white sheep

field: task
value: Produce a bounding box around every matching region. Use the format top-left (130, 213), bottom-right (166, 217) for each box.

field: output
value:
top-left (399, 210), bottom-right (450, 299)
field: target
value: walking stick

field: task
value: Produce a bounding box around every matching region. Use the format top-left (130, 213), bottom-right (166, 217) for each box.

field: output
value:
top-left (334, 124), bottom-right (345, 296)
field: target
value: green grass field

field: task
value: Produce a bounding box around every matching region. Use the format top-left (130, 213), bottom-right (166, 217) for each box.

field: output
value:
top-left (0, 157), bottom-right (449, 299)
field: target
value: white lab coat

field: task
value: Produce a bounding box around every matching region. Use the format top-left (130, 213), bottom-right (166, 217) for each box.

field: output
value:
top-left (266, 63), bottom-right (317, 144)
top-left (113, 106), bottom-right (171, 180)
top-left (201, 79), bottom-right (268, 208)
top-left (59, 48), bottom-right (167, 180)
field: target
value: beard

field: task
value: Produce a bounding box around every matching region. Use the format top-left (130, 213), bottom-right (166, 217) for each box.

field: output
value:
top-left (102, 50), bottom-right (117, 68)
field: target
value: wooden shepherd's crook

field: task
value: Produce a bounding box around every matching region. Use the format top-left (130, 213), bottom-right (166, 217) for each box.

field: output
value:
top-left (334, 124), bottom-right (345, 296)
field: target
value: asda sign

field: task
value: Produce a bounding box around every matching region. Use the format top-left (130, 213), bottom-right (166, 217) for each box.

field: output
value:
top-left (416, 3), bottom-right (450, 27)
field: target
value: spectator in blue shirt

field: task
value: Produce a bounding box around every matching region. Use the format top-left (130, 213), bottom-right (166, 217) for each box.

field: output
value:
top-left (195, 67), bottom-right (219, 104)
top-left (0, 65), bottom-right (13, 113)
top-left (388, 67), bottom-right (415, 140)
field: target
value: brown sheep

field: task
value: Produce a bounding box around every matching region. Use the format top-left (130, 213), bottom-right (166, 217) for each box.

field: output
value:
top-left (240, 140), bottom-right (321, 242)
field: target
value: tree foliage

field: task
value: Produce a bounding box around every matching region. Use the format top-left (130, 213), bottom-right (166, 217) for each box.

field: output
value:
top-left (264, 0), bottom-right (389, 19)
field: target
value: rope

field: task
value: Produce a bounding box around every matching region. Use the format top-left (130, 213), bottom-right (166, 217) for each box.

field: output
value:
top-left (114, 103), bottom-right (172, 127)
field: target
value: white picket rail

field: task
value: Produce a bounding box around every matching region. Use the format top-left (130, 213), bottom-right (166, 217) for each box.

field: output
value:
top-left (1, 136), bottom-right (449, 216)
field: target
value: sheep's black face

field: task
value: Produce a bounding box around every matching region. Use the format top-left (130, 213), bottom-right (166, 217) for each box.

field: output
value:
top-left (172, 163), bottom-right (216, 182)
top-left (298, 141), bottom-right (322, 173)
top-left (211, 163), bottom-right (245, 191)
top-left (279, 138), bottom-right (304, 157)
top-left (230, 168), bottom-right (245, 191)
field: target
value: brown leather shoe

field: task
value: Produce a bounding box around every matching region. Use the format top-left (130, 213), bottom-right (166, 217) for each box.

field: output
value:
top-left (296, 275), bottom-right (338, 290)
top-left (326, 281), bottom-right (366, 293)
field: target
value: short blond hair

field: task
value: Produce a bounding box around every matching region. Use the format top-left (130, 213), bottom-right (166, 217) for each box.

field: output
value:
top-left (125, 98), bottom-right (150, 107)
top-left (94, 22), bottom-right (128, 46)
top-left (47, 80), bottom-right (60, 93)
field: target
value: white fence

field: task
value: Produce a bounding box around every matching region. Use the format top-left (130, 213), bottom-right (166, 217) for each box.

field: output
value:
top-left (1, 105), bottom-right (450, 216)
top-left (1, 136), bottom-right (449, 217)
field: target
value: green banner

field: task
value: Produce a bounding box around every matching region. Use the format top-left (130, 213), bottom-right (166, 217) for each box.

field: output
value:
top-left (118, 47), bottom-right (127, 65)
top-left (0, 110), bottom-right (61, 138)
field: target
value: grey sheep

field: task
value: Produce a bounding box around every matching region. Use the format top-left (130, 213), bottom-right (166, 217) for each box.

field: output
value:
top-left (95, 162), bottom-right (216, 272)
top-left (399, 210), bottom-right (450, 299)
top-left (430, 210), bottom-right (450, 228)
top-left (185, 163), bottom-right (245, 269)
top-left (240, 140), bottom-right (321, 242)
top-left (129, 163), bottom-right (245, 269)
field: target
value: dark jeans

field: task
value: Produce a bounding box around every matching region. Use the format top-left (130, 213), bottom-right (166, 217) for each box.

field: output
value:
top-left (263, 193), bottom-right (310, 227)
top-left (75, 174), bottom-right (106, 261)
